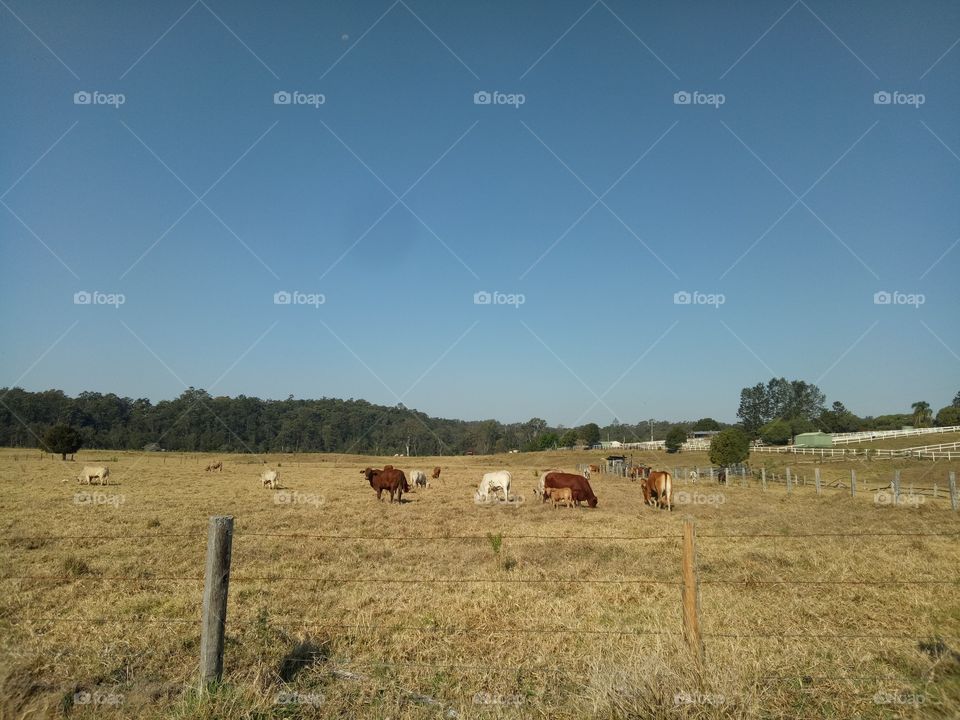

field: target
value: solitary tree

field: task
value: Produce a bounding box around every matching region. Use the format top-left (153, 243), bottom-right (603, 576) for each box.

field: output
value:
top-left (664, 426), bottom-right (687, 453)
top-left (953, 391), bottom-right (960, 409)
top-left (911, 401), bottom-right (933, 428)
top-left (709, 428), bottom-right (750, 467)
top-left (43, 424), bottom-right (82, 460)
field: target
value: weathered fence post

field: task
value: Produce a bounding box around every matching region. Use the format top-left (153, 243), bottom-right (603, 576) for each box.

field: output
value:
top-left (741, 466), bottom-right (747, 487)
top-left (892, 470), bottom-right (901, 506)
top-left (709, 467), bottom-right (715, 483)
top-left (786, 467), bottom-right (792, 494)
top-left (814, 468), bottom-right (822, 496)
top-left (850, 469), bottom-right (856, 498)
top-left (761, 467), bottom-right (767, 491)
top-left (949, 472), bottom-right (958, 512)
top-left (200, 515), bottom-right (234, 687)
top-left (681, 519), bottom-right (704, 669)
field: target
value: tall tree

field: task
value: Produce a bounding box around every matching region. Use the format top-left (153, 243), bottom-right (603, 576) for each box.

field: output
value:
top-left (911, 401), bottom-right (932, 428)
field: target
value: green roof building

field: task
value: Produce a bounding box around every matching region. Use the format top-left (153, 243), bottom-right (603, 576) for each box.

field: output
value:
top-left (794, 431), bottom-right (833, 448)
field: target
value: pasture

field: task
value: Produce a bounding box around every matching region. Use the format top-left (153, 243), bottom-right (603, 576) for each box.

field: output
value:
top-left (1, 447), bottom-right (958, 719)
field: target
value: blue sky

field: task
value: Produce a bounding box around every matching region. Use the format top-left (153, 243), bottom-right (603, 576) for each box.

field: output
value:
top-left (1, 0), bottom-right (958, 425)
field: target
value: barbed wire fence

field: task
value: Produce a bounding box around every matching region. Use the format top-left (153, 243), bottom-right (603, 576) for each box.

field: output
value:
top-left (3, 521), bottom-right (959, 713)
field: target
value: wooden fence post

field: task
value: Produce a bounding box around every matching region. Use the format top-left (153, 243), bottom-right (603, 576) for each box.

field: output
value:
top-left (786, 467), bottom-right (792, 494)
top-left (949, 472), bottom-right (958, 512)
top-left (892, 470), bottom-right (901, 506)
top-left (850, 469), bottom-right (856, 498)
top-left (741, 466), bottom-right (747, 487)
top-left (681, 519), bottom-right (704, 669)
top-left (709, 467), bottom-right (715, 483)
top-left (814, 468), bottom-right (822, 495)
top-left (761, 467), bottom-right (767, 491)
top-left (200, 515), bottom-right (234, 687)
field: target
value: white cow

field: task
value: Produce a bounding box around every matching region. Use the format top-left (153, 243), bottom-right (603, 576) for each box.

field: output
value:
top-left (410, 470), bottom-right (429, 489)
top-left (78, 466), bottom-right (109, 485)
top-left (260, 469), bottom-right (279, 489)
top-left (475, 471), bottom-right (512, 503)
top-left (534, 475), bottom-right (546, 498)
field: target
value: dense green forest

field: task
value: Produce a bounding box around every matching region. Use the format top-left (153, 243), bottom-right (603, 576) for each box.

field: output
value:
top-left (1, 384), bottom-right (955, 455)
top-left (0, 387), bottom-right (697, 455)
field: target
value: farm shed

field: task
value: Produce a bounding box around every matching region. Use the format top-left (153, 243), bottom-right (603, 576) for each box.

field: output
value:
top-left (794, 432), bottom-right (833, 448)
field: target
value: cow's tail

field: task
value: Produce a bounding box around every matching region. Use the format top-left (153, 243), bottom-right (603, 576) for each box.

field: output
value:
top-left (664, 472), bottom-right (672, 511)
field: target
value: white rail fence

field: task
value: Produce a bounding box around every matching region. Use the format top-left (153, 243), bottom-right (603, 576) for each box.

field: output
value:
top-left (830, 425), bottom-right (960, 445)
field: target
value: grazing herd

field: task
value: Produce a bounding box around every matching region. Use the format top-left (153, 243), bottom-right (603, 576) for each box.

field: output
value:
top-left (71, 457), bottom-right (677, 514)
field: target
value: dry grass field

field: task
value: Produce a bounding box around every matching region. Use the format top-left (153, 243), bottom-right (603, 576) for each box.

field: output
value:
top-left (1, 447), bottom-right (958, 719)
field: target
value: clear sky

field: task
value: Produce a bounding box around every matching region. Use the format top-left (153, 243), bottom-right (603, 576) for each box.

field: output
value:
top-left (1, 0), bottom-right (958, 425)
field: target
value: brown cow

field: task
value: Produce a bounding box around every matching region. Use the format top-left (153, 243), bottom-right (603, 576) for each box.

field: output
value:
top-left (549, 486), bottom-right (574, 509)
top-left (205, 461), bottom-right (223, 472)
top-left (543, 472), bottom-right (598, 508)
top-left (642, 470), bottom-right (672, 510)
top-left (361, 467), bottom-right (409, 503)
top-left (432, 466), bottom-right (441, 480)
top-left (589, 464), bottom-right (600, 474)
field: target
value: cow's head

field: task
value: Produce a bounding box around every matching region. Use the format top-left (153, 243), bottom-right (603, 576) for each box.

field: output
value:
top-left (588, 496), bottom-right (598, 508)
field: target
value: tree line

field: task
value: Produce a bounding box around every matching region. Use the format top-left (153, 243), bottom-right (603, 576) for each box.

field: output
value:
top-left (0, 387), bottom-right (717, 456)
top-left (2, 382), bottom-right (957, 457)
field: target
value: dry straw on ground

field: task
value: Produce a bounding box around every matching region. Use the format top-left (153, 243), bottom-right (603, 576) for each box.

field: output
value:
top-left (0, 447), bottom-right (957, 718)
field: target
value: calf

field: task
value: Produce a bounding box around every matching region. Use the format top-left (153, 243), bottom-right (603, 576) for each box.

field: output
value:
top-left (205, 461), bottom-right (223, 472)
top-left (260, 469), bottom-right (279, 489)
top-left (549, 486), bottom-right (574, 509)
top-left (410, 470), bottom-right (429, 489)
top-left (432, 466), bottom-right (441, 480)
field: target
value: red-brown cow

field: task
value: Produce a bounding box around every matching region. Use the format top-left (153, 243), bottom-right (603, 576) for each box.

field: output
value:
top-left (432, 466), bottom-right (441, 480)
top-left (543, 472), bottom-right (598, 508)
top-left (361, 467), bottom-right (409, 503)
